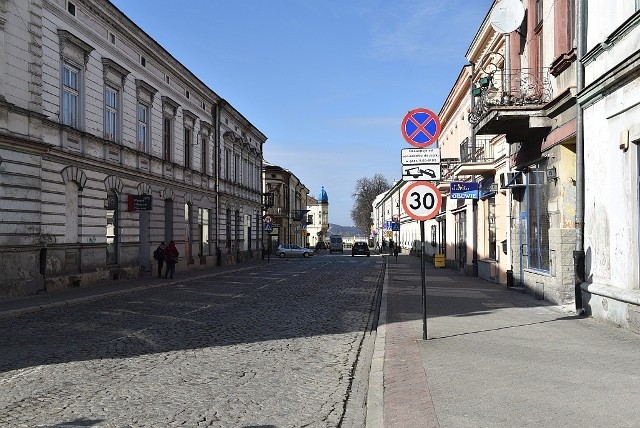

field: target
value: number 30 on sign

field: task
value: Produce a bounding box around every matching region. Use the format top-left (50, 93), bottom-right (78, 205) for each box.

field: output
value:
top-left (402, 181), bottom-right (442, 221)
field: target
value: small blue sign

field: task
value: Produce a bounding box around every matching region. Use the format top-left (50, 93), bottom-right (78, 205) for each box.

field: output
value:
top-left (450, 181), bottom-right (479, 199)
top-left (478, 177), bottom-right (497, 199)
top-left (391, 222), bottom-right (400, 232)
top-left (264, 223), bottom-right (273, 232)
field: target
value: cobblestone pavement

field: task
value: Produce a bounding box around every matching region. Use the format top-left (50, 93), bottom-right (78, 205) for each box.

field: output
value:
top-left (0, 255), bottom-right (384, 428)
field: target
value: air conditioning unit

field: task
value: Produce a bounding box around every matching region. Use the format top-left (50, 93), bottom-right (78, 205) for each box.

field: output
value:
top-left (499, 171), bottom-right (526, 188)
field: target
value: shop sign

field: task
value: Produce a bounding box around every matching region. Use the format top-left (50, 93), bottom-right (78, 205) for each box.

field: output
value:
top-left (450, 181), bottom-right (479, 199)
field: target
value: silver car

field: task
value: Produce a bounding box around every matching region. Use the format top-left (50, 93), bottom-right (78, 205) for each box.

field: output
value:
top-left (277, 244), bottom-right (314, 258)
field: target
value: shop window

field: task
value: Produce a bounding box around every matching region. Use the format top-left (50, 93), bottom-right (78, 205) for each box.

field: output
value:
top-left (526, 163), bottom-right (550, 271)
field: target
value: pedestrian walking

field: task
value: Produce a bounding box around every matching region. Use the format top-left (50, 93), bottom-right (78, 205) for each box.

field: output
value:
top-left (394, 245), bottom-right (399, 261)
top-left (152, 242), bottom-right (166, 278)
top-left (164, 240), bottom-right (179, 279)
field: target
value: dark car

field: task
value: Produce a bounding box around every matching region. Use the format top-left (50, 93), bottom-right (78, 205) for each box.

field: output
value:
top-left (352, 242), bottom-right (370, 257)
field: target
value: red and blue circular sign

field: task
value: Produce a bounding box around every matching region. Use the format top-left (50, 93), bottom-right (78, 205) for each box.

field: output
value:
top-left (401, 108), bottom-right (441, 148)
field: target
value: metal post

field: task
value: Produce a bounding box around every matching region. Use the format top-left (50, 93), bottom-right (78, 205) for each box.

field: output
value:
top-left (420, 220), bottom-right (427, 340)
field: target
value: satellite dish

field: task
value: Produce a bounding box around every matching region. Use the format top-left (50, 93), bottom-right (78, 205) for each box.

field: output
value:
top-left (489, 0), bottom-right (525, 34)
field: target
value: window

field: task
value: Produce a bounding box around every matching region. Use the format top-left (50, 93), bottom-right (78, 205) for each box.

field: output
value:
top-left (184, 127), bottom-right (192, 169)
top-left (199, 208), bottom-right (210, 256)
top-left (104, 86), bottom-right (118, 141)
top-left (165, 74), bottom-right (170, 84)
top-left (487, 197), bottom-right (496, 260)
top-left (225, 148), bottom-right (232, 180)
top-left (163, 117), bottom-right (172, 162)
top-left (62, 64), bottom-right (79, 127)
top-left (526, 163), bottom-right (550, 271)
top-left (106, 190), bottom-right (118, 265)
top-left (140, 55), bottom-right (146, 67)
top-left (234, 154), bottom-right (240, 183)
top-left (185, 90), bottom-right (190, 99)
top-left (201, 135), bottom-right (207, 173)
top-left (185, 203), bottom-right (192, 261)
top-left (535, 0), bottom-right (543, 25)
top-left (67, 1), bottom-right (76, 16)
top-left (109, 32), bottom-right (115, 44)
top-left (137, 103), bottom-right (148, 152)
top-left (226, 208), bottom-right (232, 249)
top-left (568, 0), bottom-right (576, 47)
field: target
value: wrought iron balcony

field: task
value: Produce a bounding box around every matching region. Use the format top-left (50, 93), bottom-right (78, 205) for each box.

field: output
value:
top-left (469, 67), bottom-right (552, 126)
top-left (455, 136), bottom-right (496, 177)
top-left (459, 137), bottom-right (494, 163)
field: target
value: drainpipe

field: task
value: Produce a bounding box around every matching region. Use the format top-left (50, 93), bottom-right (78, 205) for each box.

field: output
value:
top-left (574, 0), bottom-right (586, 315)
top-left (214, 102), bottom-right (220, 251)
top-left (469, 62), bottom-right (478, 276)
top-left (505, 34), bottom-right (514, 286)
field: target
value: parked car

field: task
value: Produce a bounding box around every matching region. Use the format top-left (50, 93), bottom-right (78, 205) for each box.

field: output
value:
top-left (352, 242), bottom-right (371, 257)
top-left (277, 244), bottom-right (314, 258)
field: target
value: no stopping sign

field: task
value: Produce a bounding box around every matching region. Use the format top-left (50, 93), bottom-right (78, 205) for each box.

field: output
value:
top-left (402, 181), bottom-right (442, 221)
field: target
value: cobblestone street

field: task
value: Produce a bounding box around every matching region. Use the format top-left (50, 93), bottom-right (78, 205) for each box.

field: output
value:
top-left (0, 256), bottom-right (384, 427)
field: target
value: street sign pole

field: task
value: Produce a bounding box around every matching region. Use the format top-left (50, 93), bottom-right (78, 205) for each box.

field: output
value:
top-left (420, 220), bottom-right (427, 340)
top-left (400, 107), bottom-right (442, 340)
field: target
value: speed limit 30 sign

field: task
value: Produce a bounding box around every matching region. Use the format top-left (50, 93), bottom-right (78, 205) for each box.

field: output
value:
top-left (402, 181), bottom-right (442, 221)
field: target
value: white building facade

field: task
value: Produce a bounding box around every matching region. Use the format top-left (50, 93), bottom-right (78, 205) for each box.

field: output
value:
top-left (0, 0), bottom-right (265, 296)
top-left (306, 187), bottom-right (329, 249)
top-left (580, 3), bottom-right (640, 330)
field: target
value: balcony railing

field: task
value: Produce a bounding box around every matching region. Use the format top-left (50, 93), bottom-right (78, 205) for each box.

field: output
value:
top-left (459, 137), bottom-right (494, 163)
top-left (469, 67), bottom-right (552, 125)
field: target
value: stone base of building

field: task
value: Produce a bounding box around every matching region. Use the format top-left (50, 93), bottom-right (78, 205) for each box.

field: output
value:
top-left (0, 250), bottom-right (261, 299)
top-left (582, 282), bottom-right (640, 335)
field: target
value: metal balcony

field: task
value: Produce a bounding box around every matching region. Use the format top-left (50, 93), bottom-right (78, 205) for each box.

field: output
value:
top-left (469, 67), bottom-right (553, 143)
top-left (455, 137), bottom-right (496, 176)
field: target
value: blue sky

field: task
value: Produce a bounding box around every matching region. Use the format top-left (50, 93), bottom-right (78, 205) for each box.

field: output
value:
top-left (110, 0), bottom-right (493, 226)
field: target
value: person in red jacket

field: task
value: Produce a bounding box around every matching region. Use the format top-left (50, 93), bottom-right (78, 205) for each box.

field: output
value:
top-left (164, 240), bottom-right (179, 279)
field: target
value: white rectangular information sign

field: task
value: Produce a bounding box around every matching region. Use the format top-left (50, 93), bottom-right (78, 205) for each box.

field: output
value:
top-left (401, 148), bottom-right (441, 165)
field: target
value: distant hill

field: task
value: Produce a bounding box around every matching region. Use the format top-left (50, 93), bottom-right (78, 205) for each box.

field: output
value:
top-left (327, 224), bottom-right (366, 236)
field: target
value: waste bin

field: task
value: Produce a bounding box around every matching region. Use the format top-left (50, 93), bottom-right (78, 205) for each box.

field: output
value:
top-left (434, 253), bottom-right (445, 268)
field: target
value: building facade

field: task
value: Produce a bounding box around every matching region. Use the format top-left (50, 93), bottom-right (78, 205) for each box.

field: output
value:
top-left (469, 0), bottom-right (579, 303)
top-left (306, 186), bottom-right (329, 249)
top-left (580, 3), bottom-right (640, 330)
top-left (0, 0), bottom-right (265, 296)
top-left (262, 163), bottom-right (309, 251)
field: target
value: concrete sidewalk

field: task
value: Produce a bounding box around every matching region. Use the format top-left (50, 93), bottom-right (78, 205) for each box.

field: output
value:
top-left (370, 253), bottom-right (640, 428)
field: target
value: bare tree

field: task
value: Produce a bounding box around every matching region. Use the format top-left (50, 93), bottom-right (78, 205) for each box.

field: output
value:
top-left (350, 174), bottom-right (391, 234)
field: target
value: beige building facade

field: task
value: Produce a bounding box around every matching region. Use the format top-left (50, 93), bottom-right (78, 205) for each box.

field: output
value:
top-left (262, 163), bottom-right (309, 251)
top-left (0, 0), bottom-right (265, 296)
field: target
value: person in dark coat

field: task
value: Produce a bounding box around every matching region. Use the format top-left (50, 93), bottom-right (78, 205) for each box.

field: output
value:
top-left (153, 242), bottom-right (166, 278)
top-left (164, 240), bottom-right (179, 279)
